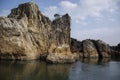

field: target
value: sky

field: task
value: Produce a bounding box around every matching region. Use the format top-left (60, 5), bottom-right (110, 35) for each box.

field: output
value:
top-left (0, 0), bottom-right (120, 46)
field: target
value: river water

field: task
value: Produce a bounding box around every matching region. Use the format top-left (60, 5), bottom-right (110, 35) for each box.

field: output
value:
top-left (0, 58), bottom-right (120, 80)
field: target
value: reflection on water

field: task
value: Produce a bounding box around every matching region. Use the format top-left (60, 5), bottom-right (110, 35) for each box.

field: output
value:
top-left (80, 58), bottom-right (111, 64)
top-left (0, 58), bottom-right (120, 80)
top-left (69, 58), bottom-right (120, 80)
top-left (0, 60), bottom-right (71, 80)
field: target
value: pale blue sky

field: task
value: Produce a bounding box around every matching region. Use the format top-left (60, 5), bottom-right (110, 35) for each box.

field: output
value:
top-left (0, 0), bottom-right (120, 45)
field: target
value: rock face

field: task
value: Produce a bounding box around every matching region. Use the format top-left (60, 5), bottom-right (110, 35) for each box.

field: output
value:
top-left (110, 43), bottom-right (120, 58)
top-left (93, 40), bottom-right (111, 58)
top-left (70, 38), bottom-right (82, 53)
top-left (71, 38), bottom-right (111, 58)
top-left (82, 40), bottom-right (98, 58)
top-left (0, 2), bottom-right (77, 63)
top-left (47, 14), bottom-right (77, 63)
top-left (0, 2), bottom-right (117, 63)
top-left (111, 43), bottom-right (120, 52)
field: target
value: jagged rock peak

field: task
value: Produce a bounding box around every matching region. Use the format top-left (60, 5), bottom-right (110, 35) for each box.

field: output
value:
top-left (8, 2), bottom-right (41, 19)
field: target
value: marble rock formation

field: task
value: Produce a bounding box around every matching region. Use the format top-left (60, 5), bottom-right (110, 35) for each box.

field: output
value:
top-left (110, 43), bottom-right (120, 58)
top-left (0, 2), bottom-right (77, 63)
top-left (71, 38), bottom-right (111, 58)
top-left (82, 40), bottom-right (98, 58)
top-left (92, 40), bottom-right (111, 58)
top-left (70, 38), bottom-right (83, 57)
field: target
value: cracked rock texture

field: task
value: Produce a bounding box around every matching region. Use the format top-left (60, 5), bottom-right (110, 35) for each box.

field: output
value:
top-left (1, 2), bottom-right (116, 63)
top-left (0, 2), bottom-right (77, 63)
top-left (71, 38), bottom-right (111, 58)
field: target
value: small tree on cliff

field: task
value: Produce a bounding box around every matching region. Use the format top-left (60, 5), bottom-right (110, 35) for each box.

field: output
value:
top-left (54, 14), bottom-right (60, 19)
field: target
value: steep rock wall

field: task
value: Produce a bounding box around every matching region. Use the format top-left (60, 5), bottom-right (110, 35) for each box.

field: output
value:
top-left (0, 2), bottom-right (77, 63)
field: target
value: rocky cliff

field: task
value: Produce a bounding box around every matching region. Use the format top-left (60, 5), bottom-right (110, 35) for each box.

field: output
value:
top-left (0, 2), bottom-right (119, 63)
top-left (110, 43), bottom-right (120, 58)
top-left (111, 43), bottom-right (120, 52)
top-left (71, 38), bottom-right (111, 58)
top-left (0, 2), bottom-right (77, 63)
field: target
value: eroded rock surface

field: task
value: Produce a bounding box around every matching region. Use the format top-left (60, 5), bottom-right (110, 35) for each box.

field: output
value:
top-left (82, 40), bottom-right (98, 58)
top-left (93, 40), bottom-right (111, 58)
top-left (110, 43), bottom-right (120, 58)
top-left (0, 2), bottom-right (117, 63)
top-left (0, 2), bottom-right (77, 63)
top-left (71, 38), bottom-right (111, 58)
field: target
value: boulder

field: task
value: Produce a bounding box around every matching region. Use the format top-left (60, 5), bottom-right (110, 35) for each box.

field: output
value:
top-left (82, 40), bottom-right (98, 58)
top-left (71, 39), bottom-right (111, 58)
top-left (93, 40), bottom-right (111, 58)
